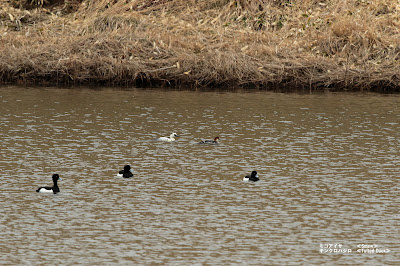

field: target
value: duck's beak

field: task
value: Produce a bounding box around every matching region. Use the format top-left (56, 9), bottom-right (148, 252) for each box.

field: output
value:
top-left (255, 174), bottom-right (259, 178)
top-left (58, 177), bottom-right (63, 181)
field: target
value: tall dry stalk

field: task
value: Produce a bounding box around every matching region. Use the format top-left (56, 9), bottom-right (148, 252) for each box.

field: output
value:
top-left (0, 0), bottom-right (399, 90)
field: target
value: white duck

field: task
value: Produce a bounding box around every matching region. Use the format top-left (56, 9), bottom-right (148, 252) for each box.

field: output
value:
top-left (157, 132), bottom-right (179, 142)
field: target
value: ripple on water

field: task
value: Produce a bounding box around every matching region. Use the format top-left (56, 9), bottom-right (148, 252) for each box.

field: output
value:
top-left (0, 88), bottom-right (399, 264)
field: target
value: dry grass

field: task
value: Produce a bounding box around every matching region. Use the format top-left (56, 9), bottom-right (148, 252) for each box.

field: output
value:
top-left (0, 0), bottom-right (399, 91)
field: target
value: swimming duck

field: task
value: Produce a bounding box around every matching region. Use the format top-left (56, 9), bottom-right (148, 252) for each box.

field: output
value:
top-left (157, 132), bottom-right (179, 142)
top-left (36, 174), bottom-right (62, 194)
top-left (198, 136), bottom-right (220, 145)
top-left (117, 165), bottom-right (133, 178)
top-left (243, 171), bottom-right (259, 182)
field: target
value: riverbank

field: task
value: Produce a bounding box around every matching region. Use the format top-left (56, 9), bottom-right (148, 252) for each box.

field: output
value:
top-left (1, 0), bottom-right (399, 91)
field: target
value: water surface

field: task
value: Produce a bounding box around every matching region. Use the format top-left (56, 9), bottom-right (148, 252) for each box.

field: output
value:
top-left (0, 86), bottom-right (399, 264)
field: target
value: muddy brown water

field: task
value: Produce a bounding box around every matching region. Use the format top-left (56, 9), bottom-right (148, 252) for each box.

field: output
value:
top-left (0, 86), bottom-right (399, 264)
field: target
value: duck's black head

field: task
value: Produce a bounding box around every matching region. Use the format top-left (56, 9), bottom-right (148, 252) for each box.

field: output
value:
top-left (52, 174), bottom-right (60, 182)
top-left (251, 171), bottom-right (258, 177)
top-left (123, 165), bottom-right (131, 172)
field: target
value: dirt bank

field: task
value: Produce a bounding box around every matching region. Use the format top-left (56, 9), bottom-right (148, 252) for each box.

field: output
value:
top-left (1, 0), bottom-right (399, 91)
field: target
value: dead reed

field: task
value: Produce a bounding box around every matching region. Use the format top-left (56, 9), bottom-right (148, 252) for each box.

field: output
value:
top-left (0, 0), bottom-right (399, 91)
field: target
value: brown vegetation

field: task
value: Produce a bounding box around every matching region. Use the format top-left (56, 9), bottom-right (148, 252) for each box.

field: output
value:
top-left (0, 0), bottom-right (399, 91)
